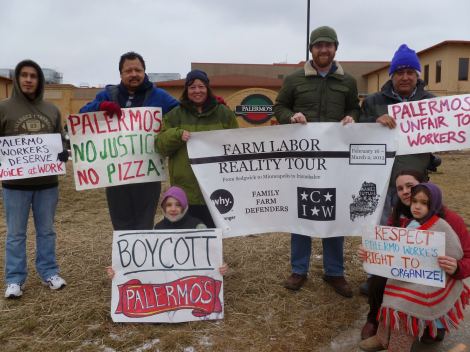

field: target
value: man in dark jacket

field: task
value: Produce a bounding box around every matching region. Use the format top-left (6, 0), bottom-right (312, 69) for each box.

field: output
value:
top-left (80, 52), bottom-right (178, 231)
top-left (361, 44), bottom-right (434, 225)
top-left (359, 44), bottom-right (435, 342)
top-left (0, 60), bottom-right (69, 298)
top-left (274, 26), bottom-right (360, 298)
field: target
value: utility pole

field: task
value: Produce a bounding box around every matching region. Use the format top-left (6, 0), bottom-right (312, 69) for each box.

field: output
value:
top-left (306, 0), bottom-right (310, 61)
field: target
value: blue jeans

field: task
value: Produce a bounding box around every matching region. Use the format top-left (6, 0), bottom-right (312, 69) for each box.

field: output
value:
top-left (290, 233), bottom-right (344, 276)
top-left (3, 187), bottom-right (60, 284)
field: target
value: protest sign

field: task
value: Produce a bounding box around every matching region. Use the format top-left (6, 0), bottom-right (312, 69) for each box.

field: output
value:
top-left (111, 229), bottom-right (224, 323)
top-left (388, 94), bottom-right (470, 155)
top-left (0, 133), bottom-right (65, 180)
top-left (362, 225), bottom-right (445, 288)
top-left (188, 123), bottom-right (397, 237)
top-left (67, 107), bottom-right (166, 190)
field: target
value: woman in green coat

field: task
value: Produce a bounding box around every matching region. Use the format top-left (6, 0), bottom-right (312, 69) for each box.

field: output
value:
top-left (155, 70), bottom-right (239, 227)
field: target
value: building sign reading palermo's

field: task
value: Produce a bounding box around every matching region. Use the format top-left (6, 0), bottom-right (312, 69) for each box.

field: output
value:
top-left (235, 94), bottom-right (274, 125)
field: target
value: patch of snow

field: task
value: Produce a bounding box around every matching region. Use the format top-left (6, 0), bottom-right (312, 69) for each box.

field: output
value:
top-left (133, 339), bottom-right (160, 352)
top-left (199, 336), bottom-right (213, 347)
top-left (102, 347), bottom-right (117, 352)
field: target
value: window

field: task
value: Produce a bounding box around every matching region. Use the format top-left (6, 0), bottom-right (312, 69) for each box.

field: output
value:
top-left (435, 60), bottom-right (441, 83)
top-left (277, 74), bottom-right (284, 79)
top-left (458, 58), bottom-right (469, 81)
top-left (423, 64), bottom-right (429, 85)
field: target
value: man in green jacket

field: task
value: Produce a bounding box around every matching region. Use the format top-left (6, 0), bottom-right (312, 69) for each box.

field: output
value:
top-left (274, 26), bottom-right (360, 298)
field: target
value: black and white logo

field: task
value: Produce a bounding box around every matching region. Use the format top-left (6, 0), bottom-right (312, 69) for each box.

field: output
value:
top-left (350, 182), bottom-right (380, 221)
top-left (210, 189), bottom-right (234, 214)
top-left (297, 187), bottom-right (336, 221)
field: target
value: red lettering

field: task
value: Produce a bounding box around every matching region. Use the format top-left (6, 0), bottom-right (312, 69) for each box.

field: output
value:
top-left (129, 110), bottom-right (142, 131)
top-left (0, 167), bottom-right (24, 178)
top-left (68, 115), bottom-right (80, 135)
top-left (153, 110), bottom-right (162, 133)
top-left (143, 110), bottom-right (153, 132)
top-left (77, 168), bottom-right (99, 186)
top-left (135, 160), bottom-right (145, 177)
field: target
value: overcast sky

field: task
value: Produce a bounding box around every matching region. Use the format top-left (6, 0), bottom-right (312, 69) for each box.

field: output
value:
top-left (1, 0), bottom-right (469, 86)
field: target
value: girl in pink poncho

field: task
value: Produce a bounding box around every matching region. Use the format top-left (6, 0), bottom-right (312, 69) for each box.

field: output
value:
top-left (360, 182), bottom-right (470, 352)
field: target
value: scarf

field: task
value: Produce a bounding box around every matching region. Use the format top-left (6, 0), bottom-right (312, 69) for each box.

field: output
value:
top-left (116, 75), bottom-right (153, 108)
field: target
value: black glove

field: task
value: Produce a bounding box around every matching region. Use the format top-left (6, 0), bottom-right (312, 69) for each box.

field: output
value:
top-left (57, 150), bottom-right (69, 163)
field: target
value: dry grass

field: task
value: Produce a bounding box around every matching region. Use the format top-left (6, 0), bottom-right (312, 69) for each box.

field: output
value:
top-left (0, 152), bottom-right (468, 351)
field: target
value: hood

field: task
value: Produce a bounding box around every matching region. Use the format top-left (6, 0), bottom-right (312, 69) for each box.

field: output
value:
top-left (304, 60), bottom-right (344, 78)
top-left (12, 59), bottom-right (45, 103)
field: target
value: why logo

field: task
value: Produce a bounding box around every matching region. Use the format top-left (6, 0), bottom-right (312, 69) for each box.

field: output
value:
top-left (210, 189), bottom-right (234, 214)
top-left (297, 187), bottom-right (336, 221)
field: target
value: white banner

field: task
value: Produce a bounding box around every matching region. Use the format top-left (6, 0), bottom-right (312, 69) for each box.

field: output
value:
top-left (362, 225), bottom-right (445, 288)
top-left (388, 94), bottom-right (470, 155)
top-left (111, 229), bottom-right (224, 323)
top-left (188, 123), bottom-right (397, 237)
top-left (67, 107), bottom-right (166, 190)
top-left (0, 133), bottom-right (65, 180)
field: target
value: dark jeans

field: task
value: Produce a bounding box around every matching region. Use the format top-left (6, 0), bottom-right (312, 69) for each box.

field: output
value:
top-left (106, 181), bottom-right (161, 230)
top-left (290, 234), bottom-right (344, 276)
top-left (367, 275), bottom-right (388, 323)
top-left (188, 204), bottom-right (215, 228)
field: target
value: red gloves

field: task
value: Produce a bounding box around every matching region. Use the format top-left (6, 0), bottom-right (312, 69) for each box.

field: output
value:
top-left (99, 101), bottom-right (122, 118)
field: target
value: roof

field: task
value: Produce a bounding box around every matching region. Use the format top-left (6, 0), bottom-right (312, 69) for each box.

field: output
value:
top-left (362, 40), bottom-right (470, 77)
top-left (193, 60), bottom-right (389, 67)
top-left (45, 83), bottom-right (76, 88)
top-left (0, 75), bottom-right (12, 83)
top-left (193, 62), bottom-right (303, 68)
top-left (157, 74), bottom-right (284, 88)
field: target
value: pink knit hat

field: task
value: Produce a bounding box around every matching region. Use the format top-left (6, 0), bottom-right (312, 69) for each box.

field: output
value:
top-left (161, 186), bottom-right (188, 209)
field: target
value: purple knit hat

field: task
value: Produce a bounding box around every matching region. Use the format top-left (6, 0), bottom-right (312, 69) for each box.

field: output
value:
top-left (389, 44), bottom-right (421, 76)
top-left (411, 182), bottom-right (442, 223)
top-left (161, 186), bottom-right (188, 209)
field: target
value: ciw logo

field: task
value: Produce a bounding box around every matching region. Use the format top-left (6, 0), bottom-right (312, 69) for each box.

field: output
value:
top-left (210, 189), bottom-right (234, 214)
top-left (297, 187), bottom-right (336, 221)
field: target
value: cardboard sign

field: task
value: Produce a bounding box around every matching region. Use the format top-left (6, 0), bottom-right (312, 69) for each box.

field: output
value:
top-left (388, 94), bottom-right (470, 155)
top-left (111, 229), bottom-right (224, 323)
top-left (188, 123), bottom-right (397, 237)
top-left (67, 107), bottom-right (166, 190)
top-left (362, 225), bottom-right (445, 288)
top-left (0, 133), bottom-right (65, 180)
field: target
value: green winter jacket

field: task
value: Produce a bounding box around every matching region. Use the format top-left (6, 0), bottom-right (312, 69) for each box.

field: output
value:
top-left (155, 98), bottom-right (239, 205)
top-left (274, 61), bottom-right (360, 123)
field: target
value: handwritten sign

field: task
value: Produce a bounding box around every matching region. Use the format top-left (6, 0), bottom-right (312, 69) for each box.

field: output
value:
top-left (0, 133), bottom-right (65, 180)
top-left (188, 123), bottom-right (397, 237)
top-left (67, 107), bottom-right (166, 190)
top-left (388, 94), bottom-right (470, 155)
top-left (362, 225), bottom-right (445, 288)
top-left (111, 229), bottom-right (224, 323)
